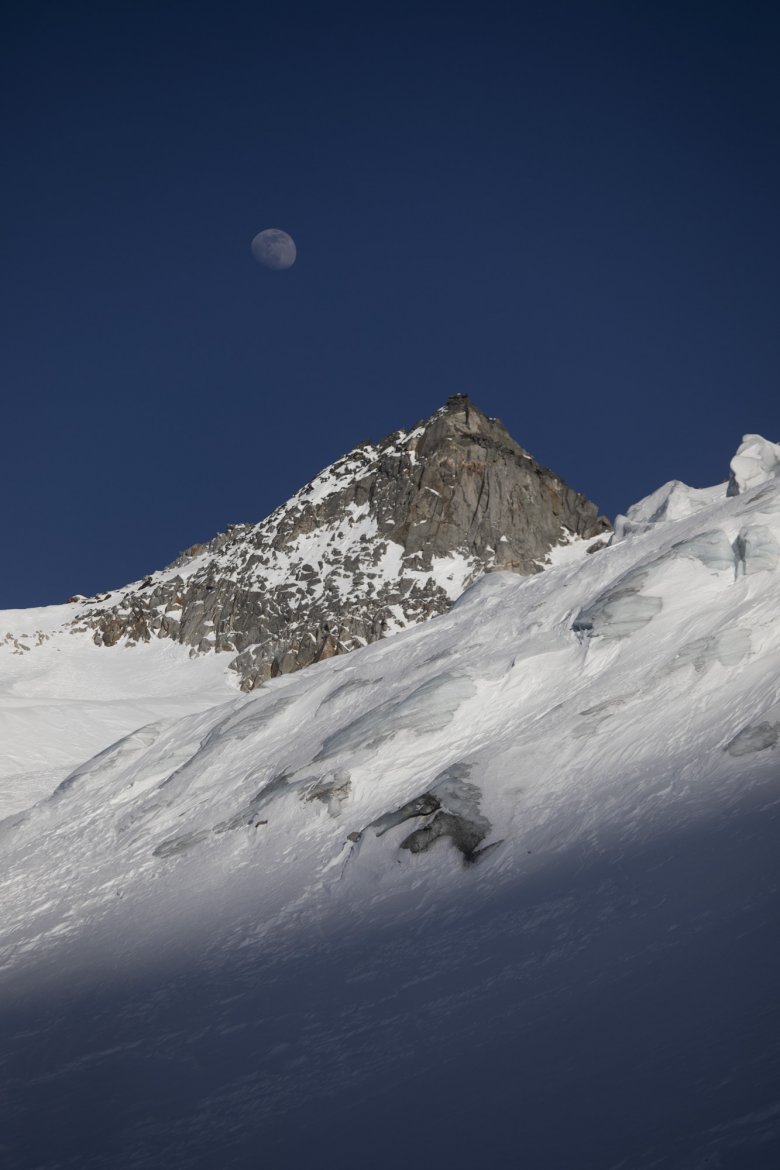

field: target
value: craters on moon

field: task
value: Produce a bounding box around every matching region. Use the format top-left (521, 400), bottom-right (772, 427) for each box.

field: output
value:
top-left (251, 228), bottom-right (297, 270)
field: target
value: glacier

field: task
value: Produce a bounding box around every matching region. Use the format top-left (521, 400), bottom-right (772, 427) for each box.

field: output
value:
top-left (0, 435), bottom-right (779, 1168)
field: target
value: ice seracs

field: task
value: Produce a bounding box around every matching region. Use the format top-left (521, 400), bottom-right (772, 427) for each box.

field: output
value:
top-left (612, 478), bottom-right (724, 539)
top-left (727, 432), bottom-right (780, 495)
top-left (612, 433), bottom-right (780, 541)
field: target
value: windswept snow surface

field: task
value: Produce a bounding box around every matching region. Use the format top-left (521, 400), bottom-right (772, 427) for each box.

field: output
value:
top-left (1, 446), bottom-right (780, 1169)
top-left (0, 603), bottom-right (238, 816)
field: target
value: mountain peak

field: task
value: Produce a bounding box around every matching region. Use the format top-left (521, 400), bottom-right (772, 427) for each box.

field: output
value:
top-left (76, 402), bottom-right (610, 688)
top-left (437, 391), bottom-right (484, 422)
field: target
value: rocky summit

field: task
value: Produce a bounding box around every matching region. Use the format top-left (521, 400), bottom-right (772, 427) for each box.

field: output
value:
top-left (78, 395), bottom-right (610, 688)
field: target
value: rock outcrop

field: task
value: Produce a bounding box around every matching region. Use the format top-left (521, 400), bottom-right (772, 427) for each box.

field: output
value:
top-left (79, 395), bottom-right (610, 688)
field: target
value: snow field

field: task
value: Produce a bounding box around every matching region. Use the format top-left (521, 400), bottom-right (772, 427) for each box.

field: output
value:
top-left (0, 437), bottom-right (778, 1168)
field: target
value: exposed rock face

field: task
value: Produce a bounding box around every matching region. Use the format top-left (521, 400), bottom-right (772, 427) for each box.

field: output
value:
top-left (80, 396), bottom-right (610, 688)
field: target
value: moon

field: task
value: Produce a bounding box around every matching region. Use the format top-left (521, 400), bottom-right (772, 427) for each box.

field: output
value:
top-left (251, 228), bottom-right (297, 270)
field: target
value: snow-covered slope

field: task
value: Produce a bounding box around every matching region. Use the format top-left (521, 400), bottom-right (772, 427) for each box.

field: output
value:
top-left (0, 395), bottom-right (607, 817)
top-left (0, 602), bottom-right (238, 816)
top-left (1, 436), bottom-right (779, 1169)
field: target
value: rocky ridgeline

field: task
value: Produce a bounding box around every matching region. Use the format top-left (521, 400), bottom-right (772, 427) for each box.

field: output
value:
top-left (80, 396), bottom-right (610, 688)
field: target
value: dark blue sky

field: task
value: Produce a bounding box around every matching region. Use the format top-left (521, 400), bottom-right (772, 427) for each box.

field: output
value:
top-left (3, 0), bottom-right (778, 607)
